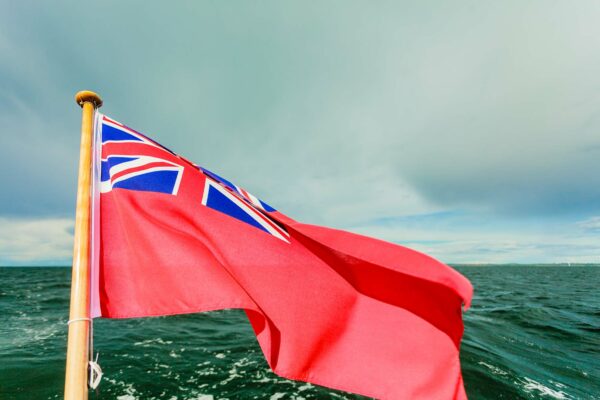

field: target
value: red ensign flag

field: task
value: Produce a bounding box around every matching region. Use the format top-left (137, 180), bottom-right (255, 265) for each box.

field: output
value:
top-left (90, 113), bottom-right (473, 399)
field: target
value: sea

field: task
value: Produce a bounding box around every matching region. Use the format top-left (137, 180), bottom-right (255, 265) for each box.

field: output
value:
top-left (0, 265), bottom-right (598, 400)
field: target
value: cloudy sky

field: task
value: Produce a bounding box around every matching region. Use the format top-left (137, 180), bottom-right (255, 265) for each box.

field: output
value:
top-left (1, 1), bottom-right (599, 265)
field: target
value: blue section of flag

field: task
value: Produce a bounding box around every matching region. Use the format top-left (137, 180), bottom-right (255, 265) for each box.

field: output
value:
top-left (201, 168), bottom-right (236, 192)
top-left (103, 124), bottom-right (143, 143)
top-left (101, 157), bottom-right (139, 181)
top-left (259, 200), bottom-right (276, 212)
top-left (200, 167), bottom-right (277, 212)
top-left (205, 186), bottom-right (270, 233)
top-left (112, 170), bottom-right (180, 194)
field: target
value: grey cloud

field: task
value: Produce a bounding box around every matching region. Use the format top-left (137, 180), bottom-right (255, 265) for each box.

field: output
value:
top-left (0, 217), bottom-right (73, 265)
top-left (0, 97), bottom-right (79, 216)
top-left (577, 217), bottom-right (600, 233)
top-left (2, 1), bottom-right (600, 224)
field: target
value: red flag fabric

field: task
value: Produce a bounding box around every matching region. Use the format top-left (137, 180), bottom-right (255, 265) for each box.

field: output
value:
top-left (90, 113), bottom-right (473, 399)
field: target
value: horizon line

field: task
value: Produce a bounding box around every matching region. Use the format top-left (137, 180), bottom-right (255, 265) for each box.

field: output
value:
top-left (2, 263), bottom-right (599, 268)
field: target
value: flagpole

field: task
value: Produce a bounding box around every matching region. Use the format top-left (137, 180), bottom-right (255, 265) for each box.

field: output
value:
top-left (65, 91), bottom-right (102, 400)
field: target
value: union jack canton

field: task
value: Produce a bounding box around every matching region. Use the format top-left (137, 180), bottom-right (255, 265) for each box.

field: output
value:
top-left (97, 115), bottom-right (288, 242)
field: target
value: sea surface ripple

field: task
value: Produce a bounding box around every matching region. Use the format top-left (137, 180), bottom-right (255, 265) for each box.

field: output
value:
top-left (0, 266), bottom-right (598, 399)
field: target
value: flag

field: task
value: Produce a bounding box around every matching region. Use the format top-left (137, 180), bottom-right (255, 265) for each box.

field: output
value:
top-left (90, 113), bottom-right (473, 399)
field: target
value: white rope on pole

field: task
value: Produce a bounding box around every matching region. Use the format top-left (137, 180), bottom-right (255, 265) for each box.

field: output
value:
top-left (67, 317), bottom-right (91, 325)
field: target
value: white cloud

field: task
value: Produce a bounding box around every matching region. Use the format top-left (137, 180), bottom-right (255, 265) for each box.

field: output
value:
top-left (1, 2), bottom-right (600, 263)
top-left (347, 213), bottom-right (600, 264)
top-left (0, 217), bottom-right (73, 265)
top-left (577, 216), bottom-right (600, 233)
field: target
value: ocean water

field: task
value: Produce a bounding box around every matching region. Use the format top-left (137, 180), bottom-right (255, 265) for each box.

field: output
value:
top-left (0, 266), bottom-right (598, 399)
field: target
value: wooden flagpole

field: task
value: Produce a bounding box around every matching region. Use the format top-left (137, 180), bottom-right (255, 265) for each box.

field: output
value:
top-left (65, 91), bottom-right (102, 400)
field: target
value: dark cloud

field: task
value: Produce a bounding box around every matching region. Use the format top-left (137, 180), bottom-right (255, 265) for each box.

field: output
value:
top-left (1, 0), bottom-right (600, 225)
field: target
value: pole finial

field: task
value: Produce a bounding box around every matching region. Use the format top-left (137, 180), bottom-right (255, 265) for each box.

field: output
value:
top-left (75, 91), bottom-right (103, 108)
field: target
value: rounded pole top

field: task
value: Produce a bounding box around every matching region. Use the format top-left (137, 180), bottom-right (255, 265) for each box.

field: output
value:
top-left (75, 91), bottom-right (102, 108)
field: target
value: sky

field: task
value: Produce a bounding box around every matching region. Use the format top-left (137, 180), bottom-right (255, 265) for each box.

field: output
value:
top-left (1, 1), bottom-right (599, 265)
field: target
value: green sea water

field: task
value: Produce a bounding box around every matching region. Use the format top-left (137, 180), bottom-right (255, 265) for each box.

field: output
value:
top-left (1, 266), bottom-right (599, 399)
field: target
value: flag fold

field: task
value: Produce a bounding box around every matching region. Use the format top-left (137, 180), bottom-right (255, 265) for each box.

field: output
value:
top-left (91, 113), bottom-right (473, 399)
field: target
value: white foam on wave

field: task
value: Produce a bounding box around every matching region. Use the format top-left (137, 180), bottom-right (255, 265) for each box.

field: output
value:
top-left (254, 374), bottom-right (272, 383)
top-left (521, 377), bottom-right (571, 399)
top-left (103, 377), bottom-right (139, 400)
top-left (133, 337), bottom-right (173, 347)
top-left (196, 365), bottom-right (217, 377)
top-left (269, 393), bottom-right (286, 400)
top-left (219, 365), bottom-right (242, 386)
top-left (550, 380), bottom-right (567, 389)
top-left (478, 361), bottom-right (508, 376)
top-left (297, 383), bottom-right (313, 391)
top-left (116, 382), bottom-right (139, 400)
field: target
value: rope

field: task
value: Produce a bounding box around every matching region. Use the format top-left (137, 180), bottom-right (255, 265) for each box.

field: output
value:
top-left (65, 317), bottom-right (102, 388)
top-left (89, 352), bottom-right (103, 389)
top-left (88, 318), bottom-right (103, 389)
top-left (67, 317), bottom-right (91, 325)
